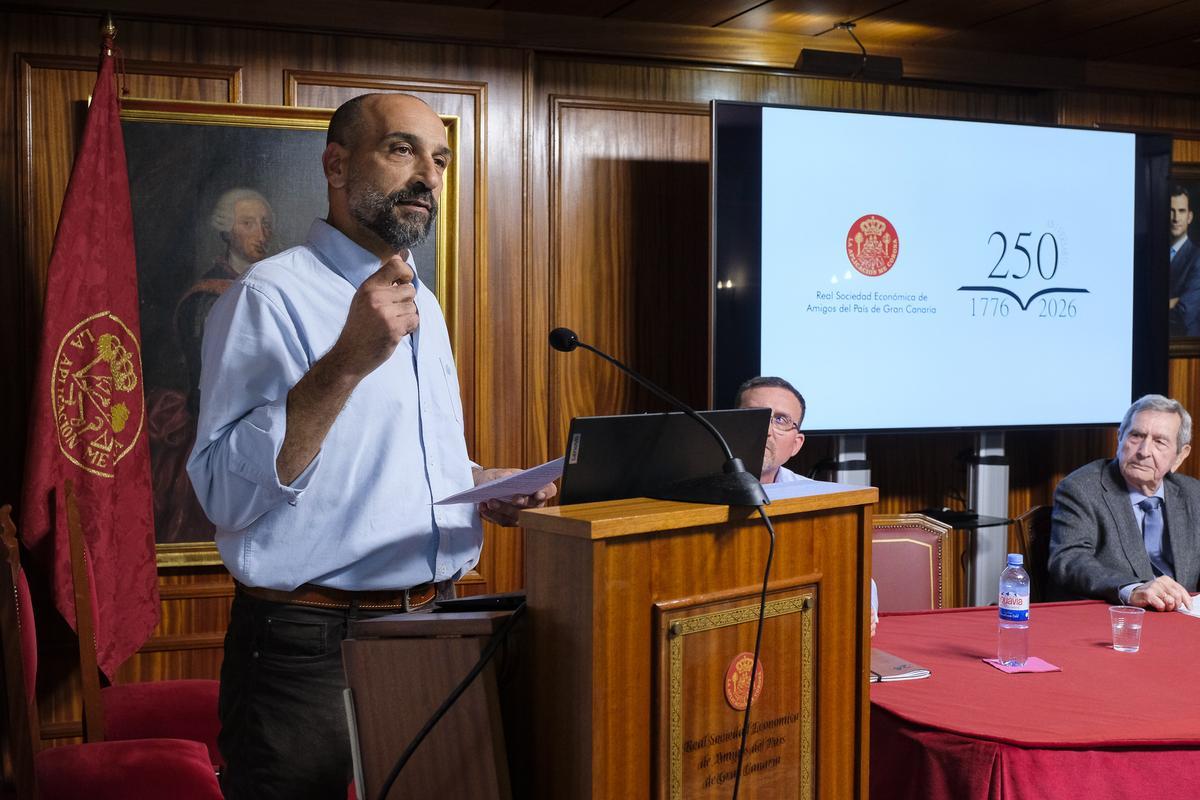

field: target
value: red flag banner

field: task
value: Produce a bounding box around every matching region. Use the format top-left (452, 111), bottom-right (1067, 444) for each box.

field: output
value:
top-left (20, 46), bottom-right (159, 679)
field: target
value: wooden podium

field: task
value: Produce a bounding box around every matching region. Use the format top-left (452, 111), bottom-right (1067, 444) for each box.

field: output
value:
top-left (520, 487), bottom-right (877, 800)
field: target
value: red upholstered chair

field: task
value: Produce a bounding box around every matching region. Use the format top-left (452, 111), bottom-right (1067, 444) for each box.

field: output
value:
top-left (0, 503), bottom-right (222, 800)
top-left (872, 513), bottom-right (955, 611)
top-left (58, 481), bottom-right (222, 768)
top-left (1009, 505), bottom-right (1052, 603)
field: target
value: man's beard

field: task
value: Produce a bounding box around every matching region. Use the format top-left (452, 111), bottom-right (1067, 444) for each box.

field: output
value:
top-left (349, 181), bottom-right (438, 252)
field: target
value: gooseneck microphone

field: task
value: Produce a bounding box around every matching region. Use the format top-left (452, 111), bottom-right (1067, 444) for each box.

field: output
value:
top-left (548, 326), bottom-right (767, 507)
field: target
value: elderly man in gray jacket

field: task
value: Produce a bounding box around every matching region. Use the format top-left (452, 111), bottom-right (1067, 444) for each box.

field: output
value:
top-left (1049, 394), bottom-right (1200, 611)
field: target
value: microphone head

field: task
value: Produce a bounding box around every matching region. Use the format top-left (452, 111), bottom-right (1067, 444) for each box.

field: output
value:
top-left (549, 327), bottom-right (579, 352)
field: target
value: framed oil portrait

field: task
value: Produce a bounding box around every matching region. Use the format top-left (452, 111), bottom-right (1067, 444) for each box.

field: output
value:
top-left (1169, 162), bottom-right (1200, 356)
top-left (119, 98), bottom-right (460, 566)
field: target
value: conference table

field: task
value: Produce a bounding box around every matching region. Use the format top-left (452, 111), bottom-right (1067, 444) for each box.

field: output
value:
top-left (870, 601), bottom-right (1200, 800)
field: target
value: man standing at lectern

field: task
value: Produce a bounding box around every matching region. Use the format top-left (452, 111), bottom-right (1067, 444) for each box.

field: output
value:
top-left (188, 93), bottom-right (554, 800)
top-left (1049, 394), bottom-right (1199, 611)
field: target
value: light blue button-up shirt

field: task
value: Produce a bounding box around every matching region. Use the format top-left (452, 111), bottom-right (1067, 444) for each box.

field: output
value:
top-left (187, 219), bottom-right (480, 591)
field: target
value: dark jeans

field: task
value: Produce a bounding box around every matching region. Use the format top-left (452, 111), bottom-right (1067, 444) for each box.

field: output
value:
top-left (217, 589), bottom-right (397, 800)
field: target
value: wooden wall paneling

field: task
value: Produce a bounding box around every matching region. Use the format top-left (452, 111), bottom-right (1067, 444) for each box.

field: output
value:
top-left (533, 56), bottom-right (1054, 124)
top-left (1170, 358), bottom-right (1200, 482)
top-left (788, 432), bottom-right (965, 517)
top-left (1054, 89), bottom-right (1200, 132)
top-left (1006, 427), bottom-right (1118, 517)
top-left (116, 570), bottom-right (234, 685)
top-left (523, 51), bottom-right (553, 505)
top-left (545, 96), bottom-right (711, 460)
top-left (33, 0), bottom-right (803, 72)
top-left (24, 0), bottom-right (1200, 95)
top-left (1176, 140), bottom-right (1200, 164)
top-left (469, 50), bottom-right (531, 594)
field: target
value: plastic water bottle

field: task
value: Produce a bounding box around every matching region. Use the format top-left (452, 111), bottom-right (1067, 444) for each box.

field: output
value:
top-left (997, 553), bottom-right (1030, 667)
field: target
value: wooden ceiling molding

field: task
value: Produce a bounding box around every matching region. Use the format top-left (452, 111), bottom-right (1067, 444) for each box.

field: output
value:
top-left (25, 0), bottom-right (1200, 94)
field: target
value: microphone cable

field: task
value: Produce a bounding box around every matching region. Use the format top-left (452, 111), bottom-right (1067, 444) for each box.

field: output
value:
top-left (374, 601), bottom-right (526, 800)
top-left (730, 502), bottom-right (775, 800)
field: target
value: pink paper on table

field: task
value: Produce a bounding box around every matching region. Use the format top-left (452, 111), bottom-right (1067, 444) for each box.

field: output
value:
top-left (981, 656), bottom-right (1061, 674)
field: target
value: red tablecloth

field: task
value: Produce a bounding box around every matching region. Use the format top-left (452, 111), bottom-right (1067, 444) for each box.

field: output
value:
top-left (870, 601), bottom-right (1200, 800)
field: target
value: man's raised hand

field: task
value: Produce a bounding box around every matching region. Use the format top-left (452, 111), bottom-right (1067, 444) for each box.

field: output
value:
top-left (330, 255), bottom-right (420, 377)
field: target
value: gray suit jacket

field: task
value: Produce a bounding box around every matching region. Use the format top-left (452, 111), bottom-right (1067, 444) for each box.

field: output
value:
top-left (1048, 458), bottom-right (1200, 603)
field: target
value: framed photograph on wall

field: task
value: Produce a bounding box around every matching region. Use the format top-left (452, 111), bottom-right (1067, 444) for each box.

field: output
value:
top-left (1169, 161), bottom-right (1200, 356)
top-left (119, 98), bottom-right (459, 566)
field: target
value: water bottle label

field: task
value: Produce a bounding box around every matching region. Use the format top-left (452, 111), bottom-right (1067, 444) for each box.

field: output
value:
top-left (999, 591), bottom-right (1029, 622)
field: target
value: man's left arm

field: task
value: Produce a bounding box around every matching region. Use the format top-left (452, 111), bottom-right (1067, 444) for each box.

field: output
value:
top-left (472, 467), bottom-right (557, 526)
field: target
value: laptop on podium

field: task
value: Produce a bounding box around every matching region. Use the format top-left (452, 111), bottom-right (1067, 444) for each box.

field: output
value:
top-left (557, 407), bottom-right (770, 506)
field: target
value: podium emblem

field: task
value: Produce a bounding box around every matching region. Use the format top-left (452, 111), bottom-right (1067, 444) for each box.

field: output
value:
top-left (724, 652), bottom-right (764, 711)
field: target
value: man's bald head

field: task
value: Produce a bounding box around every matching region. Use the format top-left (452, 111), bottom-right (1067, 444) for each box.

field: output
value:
top-left (327, 93), bottom-right (439, 149)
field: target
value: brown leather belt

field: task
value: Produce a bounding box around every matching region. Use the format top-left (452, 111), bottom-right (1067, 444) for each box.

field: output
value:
top-left (236, 581), bottom-right (437, 612)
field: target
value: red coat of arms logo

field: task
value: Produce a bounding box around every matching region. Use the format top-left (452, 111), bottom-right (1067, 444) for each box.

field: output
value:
top-left (846, 214), bottom-right (900, 277)
top-left (51, 312), bottom-right (145, 478)
top-left (724, 652), bottom-right (765, 712)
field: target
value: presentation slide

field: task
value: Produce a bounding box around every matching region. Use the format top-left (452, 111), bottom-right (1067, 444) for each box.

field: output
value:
top-left (759, 106), bottom-right (1137, 432)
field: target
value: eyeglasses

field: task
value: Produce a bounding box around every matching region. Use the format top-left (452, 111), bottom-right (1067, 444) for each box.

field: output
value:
top-left (769, 414), bottom-right (799, 434)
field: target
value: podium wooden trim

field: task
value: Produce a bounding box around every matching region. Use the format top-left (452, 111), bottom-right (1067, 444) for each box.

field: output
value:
top-left (520, 487), bottom-right (877, 799)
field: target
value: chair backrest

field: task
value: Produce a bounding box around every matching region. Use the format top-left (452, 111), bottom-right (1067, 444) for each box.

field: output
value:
top-left (1, 504), bottom-right (43, 797)
top-left (872, 513), bottom-right (954, 611)
top-left (63, 480), bottom-right (107, 742)
top-left (1009, 505), bottom-right (1052, 603)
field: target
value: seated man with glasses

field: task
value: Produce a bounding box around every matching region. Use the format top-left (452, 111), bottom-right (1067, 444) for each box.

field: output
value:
top-left (735, 375), bottom-right (878, 634)
top-left (733, 375), bottom-right (809, 484)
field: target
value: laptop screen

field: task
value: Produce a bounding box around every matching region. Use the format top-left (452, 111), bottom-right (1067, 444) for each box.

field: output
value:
top-left (559, 408), bottom-right (770, 505)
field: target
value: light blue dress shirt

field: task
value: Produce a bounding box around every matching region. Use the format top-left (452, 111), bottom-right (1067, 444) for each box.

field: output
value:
top-left (187, 219), bottom-right (480, 591)
top-left (773, 465), bottom-right (810, 484)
